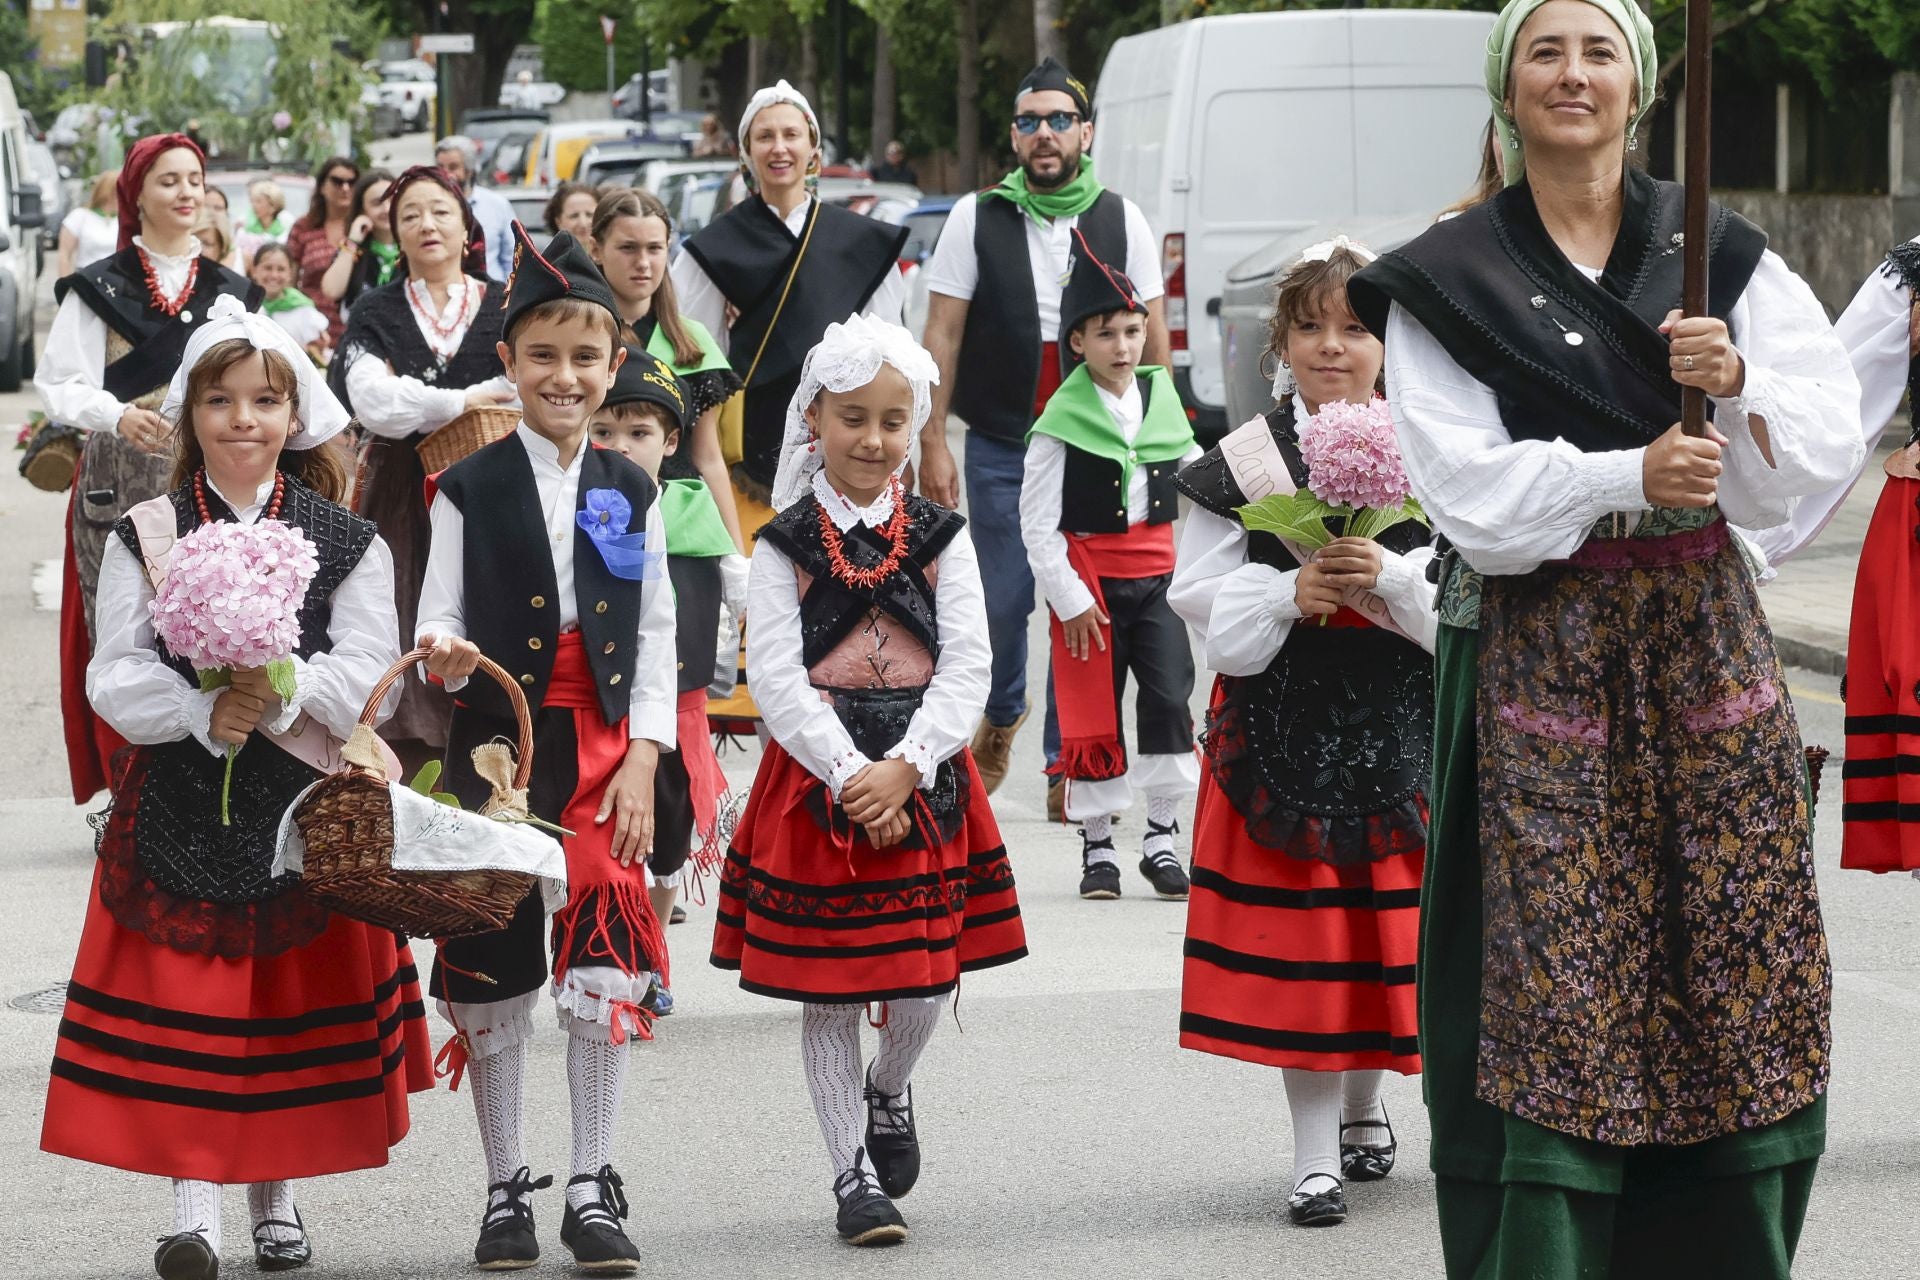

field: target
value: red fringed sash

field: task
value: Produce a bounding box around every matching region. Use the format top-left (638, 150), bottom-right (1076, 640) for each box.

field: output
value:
top-left (1047, 525), bottom-right (1176, 783)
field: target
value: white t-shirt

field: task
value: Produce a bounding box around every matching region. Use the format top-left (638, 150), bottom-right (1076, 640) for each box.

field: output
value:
top-left (922, 190), bottom-right (1164, 338)
top-left (62, 207), bottom-right (119, 272)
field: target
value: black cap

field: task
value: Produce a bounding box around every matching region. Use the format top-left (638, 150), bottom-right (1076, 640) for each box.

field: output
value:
top-left (603, 344), bottom-right (691, 431)
top-left (1017, 56), bottom-right (1091, 119)
top-left (1058, 229), bottom-right (1145, 361)
top-left (501, 221), bottom-right (621, 341)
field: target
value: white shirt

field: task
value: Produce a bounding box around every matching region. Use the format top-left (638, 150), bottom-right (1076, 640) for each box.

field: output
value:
top-left (670, 196), bottom-right (906, 357)
top-left (62, 206), bottom-right (119, 272)
top-left (343, 276), bottom-right (517, 438)
top-left (748, 481), bottom-right (991, 797)
top-left (1019, 377), bottom-right (1202, 621)
top-left (923, 190), bottom-right (1165, 337)
top-left (1384, 249), bottom-right (1865, 578)
top-left (36, 236), bottom-right (204, 433)
top-left (1745, 236), bottom-right (1916, 567)
top-left (267, 301), bottom-right (330, 349)
top-left (87, 475), bottom-right (403, 756)
top-left (414, 425), bottom-right (677, 746)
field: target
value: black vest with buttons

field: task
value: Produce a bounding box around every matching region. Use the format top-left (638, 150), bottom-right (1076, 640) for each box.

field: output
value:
top-left (668, 554), bottom-right (722, 695)
top-left (434, 435), bottom-right (656, 726)
top-left (1056, 374), bottom-right (1182, 534)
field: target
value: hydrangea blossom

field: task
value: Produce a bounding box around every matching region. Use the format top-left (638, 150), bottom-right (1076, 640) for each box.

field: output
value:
top-left (150, 520), bottom-right (319, 671)
top-left (1297, 398), bottom-right (1412, 513)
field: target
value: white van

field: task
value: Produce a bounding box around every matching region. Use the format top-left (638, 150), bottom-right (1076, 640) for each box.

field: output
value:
top-left (1092, 10), bottom-right (1495, 438)
top-left (0, 72), bottom-right (43, 392)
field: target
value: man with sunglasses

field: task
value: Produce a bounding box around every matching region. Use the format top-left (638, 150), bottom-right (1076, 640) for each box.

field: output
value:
top-left (919, 56), bottom-right (1168, 804)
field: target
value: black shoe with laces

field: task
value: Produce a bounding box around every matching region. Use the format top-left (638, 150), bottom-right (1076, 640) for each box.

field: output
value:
top-left (863, 1066), bottom-right (921, 1198)
top-left (1138, 820), bottom-right (1190, 899)
top-left (833, 1149), bottom-right (908, 1246)
top-left (559, 1165), bottom-right (641, 1274)
top-left (1340, 1106), bottom-right (1397, 1182)
top-left (153, 1231), bottom-right (218, 1280)
top-left (1079, 831), bottom-right (1122, 899)
top-left (1287, 1175), bottom-right (1347, 1227)
top-left (473, 1166), bottom-right (552, 1271)
top-left (251, 1207), bottom-right (312, 1272)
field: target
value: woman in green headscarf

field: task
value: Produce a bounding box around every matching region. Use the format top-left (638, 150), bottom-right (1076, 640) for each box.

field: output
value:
top-left (1348, 1), bottom-right (1865, 1275)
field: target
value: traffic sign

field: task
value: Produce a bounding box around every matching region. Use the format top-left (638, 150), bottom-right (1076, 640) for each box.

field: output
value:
top-left (418, 32), bottom-right (474, 54)
top-left (600, 15), bottom-right (616, 44)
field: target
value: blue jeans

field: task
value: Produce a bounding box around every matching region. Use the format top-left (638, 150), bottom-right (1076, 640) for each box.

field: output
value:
top-left (963, 433), bottom-right (1060, 765)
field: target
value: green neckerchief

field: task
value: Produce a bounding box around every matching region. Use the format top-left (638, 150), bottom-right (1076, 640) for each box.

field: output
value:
top-left (661, 477), bottom-right (735, 559)
top-left (980, 155), bottom-right (1105, 225)
top-left (1028, 363), bottom-right (1194, 495)
top-left (646, 313), bottom-right (732, 378)
top-left (261, 286), bottom-right (315, 315)
top-left (367, 238), bottom-right (400, 285)
top-left (242, 211), bottom-right (292, 238)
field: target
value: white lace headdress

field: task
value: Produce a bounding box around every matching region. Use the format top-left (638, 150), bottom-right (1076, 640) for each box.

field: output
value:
top-left (160, 294), bottom-right (350, 449)
top-left (769, 314), bottom-right (940, 512)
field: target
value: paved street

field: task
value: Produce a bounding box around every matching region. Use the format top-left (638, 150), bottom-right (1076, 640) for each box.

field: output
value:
top-left (1, 190), bottom-right (1917, 1274)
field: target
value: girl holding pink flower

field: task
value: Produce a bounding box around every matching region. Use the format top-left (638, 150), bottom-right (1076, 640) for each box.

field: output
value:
top-left (1168, 238), bottom-right (1438, 1229)
top-left (42, 295), bottom-right (432, 1280)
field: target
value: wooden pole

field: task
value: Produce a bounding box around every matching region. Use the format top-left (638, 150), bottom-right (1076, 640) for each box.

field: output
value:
top-left (1680, 0), bottom-right (1712, 437)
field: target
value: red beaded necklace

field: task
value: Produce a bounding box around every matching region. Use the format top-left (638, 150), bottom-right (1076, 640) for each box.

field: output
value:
top-left (194, 469), bottom-right (287, 525)
top-left (407, 276), bottom-right (474, 341)
top-left (817, 477), bottom-right (913, 590)
top-left (138, 246), bottom-right (201, 318)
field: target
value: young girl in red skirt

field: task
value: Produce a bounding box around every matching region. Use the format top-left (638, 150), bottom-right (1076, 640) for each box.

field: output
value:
top-left (44, 295), bottom-right (433, 1279)
top-left (1167, 240), bottom-right (1437, 1229)
top-left (711, 314), bottom-right (1027, 1246)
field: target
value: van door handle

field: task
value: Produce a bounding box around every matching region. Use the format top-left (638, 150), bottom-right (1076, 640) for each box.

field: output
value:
top-left (1205, 297), bottom-right (1221, 317)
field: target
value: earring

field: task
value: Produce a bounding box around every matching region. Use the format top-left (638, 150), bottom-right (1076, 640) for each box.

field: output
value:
top-left (1507, 133), bottom-right (1520, 150)
top-left (1626, 125), bottom-right (1639, 153)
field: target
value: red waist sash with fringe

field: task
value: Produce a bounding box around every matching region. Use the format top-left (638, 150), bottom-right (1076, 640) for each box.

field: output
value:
top-left (1049, 523), bottom-right (1177, 783)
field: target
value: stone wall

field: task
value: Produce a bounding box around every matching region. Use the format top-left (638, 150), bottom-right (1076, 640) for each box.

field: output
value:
top-left (1713, 191), bottom-right (1899, 318)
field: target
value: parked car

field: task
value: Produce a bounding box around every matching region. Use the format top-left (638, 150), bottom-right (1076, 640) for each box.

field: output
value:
top-left (673, 174), bottom-right (732, 239)
top-left (0, 72), bottom-right (45, 390)
top-left (458, 109), bottom-right (550, 185)
top-left (493, 184), bottom-right (554, 230)
top-left (637, 157), bottom-right (736, 201)
top-left (897, 195), bottom-right (958, 342)
top-left (1092, 8), bottom-right (1495, 441)
top-left (483, 132), bottom-right (538, 188)
top-left (610, 69), bottom-right (674, 119)
top-left (575, 136), bottom-right (689, 189)
top-left (24, 136), bottom-right (67, 259)
top-left (815, 177), bottom-right (922, 220)
top-left (371, 59), bottom-right (436, 134)
top-left (207, 168), bottom-right (316, 239)
top-left (520, 119), bottom-right (639, 188)
top-left (500, 78), bottom-right (566, 110)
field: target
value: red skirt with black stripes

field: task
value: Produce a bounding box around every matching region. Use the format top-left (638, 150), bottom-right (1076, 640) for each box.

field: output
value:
top-left (1844, 473), bottom-right (1920, 872)
top-left (42, 779), bottom-right (433, 1183)
top-left (711, 742), bottom-right (1027, 1003)
top-left (1179, 765), bottom-right (1423, 1074)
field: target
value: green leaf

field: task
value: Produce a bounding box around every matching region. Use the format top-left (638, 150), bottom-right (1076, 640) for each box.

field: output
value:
top-left (198, 668), bottom-right (233, 692)
top-left (408, 759), bottom-right (444, 795)
top-left (265, 657), bottom-right (298, 703)
top-left (1236, 493), bottom-right (1337, 550)
top-left (429, 791), bottom-right (463, 809)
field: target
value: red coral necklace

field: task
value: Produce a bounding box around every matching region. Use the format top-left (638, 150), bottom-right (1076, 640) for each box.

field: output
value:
top-left (195, 469), bottom-right (287, 525)
top-left (818, 477), bottom-right (912, 590)
top-left (139, 246), bottom-right (200, 319)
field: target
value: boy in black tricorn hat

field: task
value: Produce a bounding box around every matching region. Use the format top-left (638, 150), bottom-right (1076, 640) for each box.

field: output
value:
top-left (415, 223), bottom-right (677, 1275)
top-left (1020, 230), bottom-right (1200, 902)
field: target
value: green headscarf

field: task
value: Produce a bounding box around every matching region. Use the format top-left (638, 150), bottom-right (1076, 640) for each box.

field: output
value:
top-left (1485, 0), bottom-right (1658, 187)
top-left (981, 154), bottom-right (1105, 225)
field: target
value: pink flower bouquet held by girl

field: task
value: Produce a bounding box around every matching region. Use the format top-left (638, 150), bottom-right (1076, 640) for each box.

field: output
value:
top-left (149, 519), bottom-right (320, 823)
top-left (1237, 397), bottom-right (1427, 547)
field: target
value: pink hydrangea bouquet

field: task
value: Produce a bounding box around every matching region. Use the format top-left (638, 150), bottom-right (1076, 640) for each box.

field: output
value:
top-left (150, 519), bottom-right (320, 824)
top-left (1237, 398), bottom-right (1427, 548)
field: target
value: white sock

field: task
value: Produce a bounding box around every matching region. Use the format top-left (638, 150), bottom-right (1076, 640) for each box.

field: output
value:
top-left (566, 1029), bottom-right (631, 1212)
top-left (172, 1179), bottom-right (222, 1254)
top-left (1282, 1068), bottom-right (1343, 1195)
top-left (802, 1001), bottom-right (872, 1188)
top-left (867, 996), bottom-right (941, 1115)
top-left (468, 1040), bottom-right (530, 1219)
top-left (1341, 1070), bottom-right (1390, 1148)
top-left (1081, 814), bottom-right (1116, 864)
top-left (1143, 796), bottom-right (1180, 859)
top-left (1146, 794), bottom-right (1180, 829)
top-left (245, 1180), bottom-right (301, 1245)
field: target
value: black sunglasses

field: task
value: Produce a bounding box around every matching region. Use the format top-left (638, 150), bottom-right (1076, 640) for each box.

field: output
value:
top-left (324, 172), bottom-right (357, 188)
top-left (1013, 110), bottom-right (1082, 135)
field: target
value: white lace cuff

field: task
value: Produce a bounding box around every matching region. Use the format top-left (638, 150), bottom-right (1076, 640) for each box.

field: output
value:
top-left (262, 656), bottom-right (310, 736)
top-left (186, 687), bottom-right (224, 757)
top-left (886, 738), bottom-right (940, 790)
top-left (438, 988), bottom-right (541, 1060)
top-left (1264, 572), bottom-right (1304, 625)
top-left (554, 965), bottom-right (655, 1043)
top-left (1712, 361), bottom-right (1783, 445)
top-left (826, 748), bottom-right (872, 799)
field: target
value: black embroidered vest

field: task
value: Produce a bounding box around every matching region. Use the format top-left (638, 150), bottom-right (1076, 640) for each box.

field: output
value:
top-left (326, 276), bottom-right (507, 426)
top-left (1058, 375), bottom-right (1182, 534)
top-left (953, 191), bottom-right (1129, 443)
top-left (434, 436), bottom-right (655, 725)
top-left (668, 553), bottom-right (723, 695)
top-left (1349, 168), bottom-right (1767, 453)
top-left (108, 478), bottom-right (376, 903)
top-left (57, 247), bottom-right (261, 403)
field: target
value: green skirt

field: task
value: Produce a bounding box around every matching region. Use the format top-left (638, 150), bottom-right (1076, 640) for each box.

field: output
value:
top-left (1422, 622), bottom-right (1824, 1279)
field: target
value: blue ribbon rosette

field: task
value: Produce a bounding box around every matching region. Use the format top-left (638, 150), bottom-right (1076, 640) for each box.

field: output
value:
top-left (577, 488), bottom-right (666, 582)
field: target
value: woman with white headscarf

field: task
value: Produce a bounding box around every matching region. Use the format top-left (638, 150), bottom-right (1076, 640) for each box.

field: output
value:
top-left (41, 294), bottom-right (432, 1280)
top-left (711, 316), bottom-right (1026, 1248)
top-left (1344, 0), bottom-right (1863, 1272)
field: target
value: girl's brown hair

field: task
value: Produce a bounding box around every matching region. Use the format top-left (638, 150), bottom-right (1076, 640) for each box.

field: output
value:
top-left (590, 187), bottom-right (702, 367)
top-left (544, 181), bottom-right (596, 235)
top-left (250, 240), bottom-right (294, 275)
top-left (1265, 246), bottom-right (1374, 368)
top-left (169, 338), bottom-right (350, 502)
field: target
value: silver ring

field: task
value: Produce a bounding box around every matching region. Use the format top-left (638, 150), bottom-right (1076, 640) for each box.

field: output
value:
top-left (1683, 355), bottom-right (1695, 371)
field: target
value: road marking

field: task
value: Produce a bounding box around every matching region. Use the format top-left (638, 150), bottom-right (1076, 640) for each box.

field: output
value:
top-left (31, 559), bottom-right (61, 611)
top-left (1788, 680), bottom-right (1843, 707)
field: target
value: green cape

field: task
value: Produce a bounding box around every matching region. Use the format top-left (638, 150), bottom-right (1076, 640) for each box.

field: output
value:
top-left (1027, 363), bottom-right (1194, 496)
top-left (661, 477), bottom-right (734, 559)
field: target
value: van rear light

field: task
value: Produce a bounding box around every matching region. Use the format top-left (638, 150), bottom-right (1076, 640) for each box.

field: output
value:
top-left (1162, 233), bottom-right (1190, 366)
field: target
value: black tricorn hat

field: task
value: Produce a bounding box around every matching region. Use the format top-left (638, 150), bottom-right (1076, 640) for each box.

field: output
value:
top-left (1058, 228), bottom-right (1146, 363)
top-left (603, 344), bottom-right (691, 432)
top-left (501, 221), bottom-right (622, 340)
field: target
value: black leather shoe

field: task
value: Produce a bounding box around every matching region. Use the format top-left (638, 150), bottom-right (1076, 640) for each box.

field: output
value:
top-left (1080, 832), bottom-right (1122, 899)
top-left (559, 1165), bottom-right (640, 1274)
top-left (1287, 1176), bottom-right (1347, 1227)
top-left (474, 1167), bottom-right (552, 1271)
top-left (1340, 1107), bottom-right (1397, 1182)
top-left (153, 1230), bottom-right (218, 1280)
top-left (833, 1150), bottom-right (908, 1246)
top-left (251, 1208), bottom-right (312, 1271)
top-left (1138, 845), bottom-right (1191, 900)
top-left (863, 1066), bottom-right (921, 1198)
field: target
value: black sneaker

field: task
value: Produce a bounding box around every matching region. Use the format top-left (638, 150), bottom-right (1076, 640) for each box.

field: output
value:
top-left (1080, 831), bottom-right (1122, 900)
top-left (153, 1231), bottom-right (218, 1280)
top-left (833, 1149), bottom-right (908, 1246)
top-left (669, 903), bottom-right (687, 925)
top-left (863, 1066), bottom-right (921, 1198)
top-left (1287, 1175), bottom-right (1347, 1227)
top-left (559, 1166), bottom-right (640, 1274)
top-left (251, 1208), bottom-right (312, 1271)
top-left (1340, 1106), bottom-right (1397, 1182)
top-left (473, 1167), bottom-right (552, 1271)
top-left (1138, 820), bottom-right (1190, 899)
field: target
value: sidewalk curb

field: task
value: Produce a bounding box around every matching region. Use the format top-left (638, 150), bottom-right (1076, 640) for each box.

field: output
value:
top-left (1776, 632), bottom-right (1846, 678)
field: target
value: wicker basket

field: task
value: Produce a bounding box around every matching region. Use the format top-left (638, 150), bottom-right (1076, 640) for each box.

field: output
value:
top-left (19, 422), bottom-right (84, 493)
top-left (294, 646), bottom-right (538, 938)
top-left (415, 405), bottom-right (521, 474)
